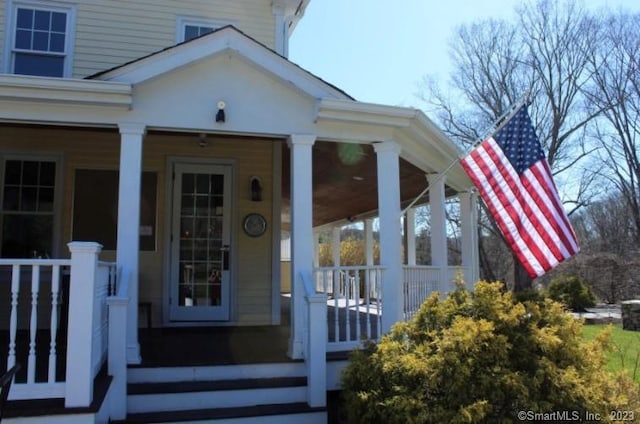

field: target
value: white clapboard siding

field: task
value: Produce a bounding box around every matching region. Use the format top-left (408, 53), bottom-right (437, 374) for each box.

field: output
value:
top-left (0, 0), bottom-right (276, 78)
top-left (73, 0), bottom-right (275, 77)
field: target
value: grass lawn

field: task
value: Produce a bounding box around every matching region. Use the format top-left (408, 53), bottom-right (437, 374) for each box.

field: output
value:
top-left (582, 324), bottom-right (640, 383)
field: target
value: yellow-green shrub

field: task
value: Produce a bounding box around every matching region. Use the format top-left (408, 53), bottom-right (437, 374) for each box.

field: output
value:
top-left (341, 281), bottom-right (640, 423)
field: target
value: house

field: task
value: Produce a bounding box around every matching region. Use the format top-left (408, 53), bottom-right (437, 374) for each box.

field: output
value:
top-left (0, 0), bottom-right (479, 422)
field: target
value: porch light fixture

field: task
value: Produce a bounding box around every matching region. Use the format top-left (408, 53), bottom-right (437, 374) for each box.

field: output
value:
top-left (216, 100), bottom-right (226, 123)
top-left (250, 176), bottom-right (263, 201)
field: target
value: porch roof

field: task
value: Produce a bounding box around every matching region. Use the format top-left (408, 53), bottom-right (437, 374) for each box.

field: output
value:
top-left (281, 140), bottom-right (461, 229)
top-left (0, 24), bottom-right (472, 229)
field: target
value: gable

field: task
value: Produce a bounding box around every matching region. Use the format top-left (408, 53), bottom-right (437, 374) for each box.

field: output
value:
top-left (87, 26), bottom-right (350, 134)
top-left (125, 52), bottom-right (319, 134)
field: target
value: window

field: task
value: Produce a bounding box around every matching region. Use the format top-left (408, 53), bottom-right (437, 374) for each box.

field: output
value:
top-left (0, 159), bottom-right (58, 258)
top-left (5, 2), bottom-right (75, 77)
top-left (176, 17), bottom-right (234, 43)
top-left (184, 24), bottom-right (215, 42)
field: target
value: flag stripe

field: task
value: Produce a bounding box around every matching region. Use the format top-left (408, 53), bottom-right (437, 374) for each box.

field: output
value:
top-left (461, 142), bottom-right (544, 277)
top-left (530, 161), bottom-right (580, 254)
top-left (459, 106), bottom-right (579, 278)
top-left (480, 139), bottom-right (565, 266)
top-left (521, 168), bottom-right (573, 259)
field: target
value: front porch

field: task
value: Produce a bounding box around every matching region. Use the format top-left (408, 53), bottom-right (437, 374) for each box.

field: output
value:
top-left (0, 26), bottom-right (478, 422)
top-left (0, 232), bottom-right (475, 424)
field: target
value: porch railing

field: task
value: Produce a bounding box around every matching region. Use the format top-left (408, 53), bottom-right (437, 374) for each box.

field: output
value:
top-left (1, 258), bottom-right (71, 400)
top-left (403, 265), bottom-right (470, 320)
top-left (314, 266), bottom-right (383, 352)
top-left (1, 242), bottom-right (115, 408)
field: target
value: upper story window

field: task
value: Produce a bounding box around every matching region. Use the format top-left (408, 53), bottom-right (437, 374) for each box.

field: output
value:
top-left (4, 1), bottom-right (76, 77)
top-left (184, 24), bottom-right (215, 42)
top-left (176, 17), bottom-right (235, 43)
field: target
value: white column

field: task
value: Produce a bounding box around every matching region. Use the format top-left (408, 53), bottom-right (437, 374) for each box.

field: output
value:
top-left (364, 219), bottom-right (374, 266)
top-left (428, 174), bottom-right (448, 292)
top-left (460, 191), bottom-right (479, 287)
top-left (116, 122), bottom-right (145, 365)
top-left (332, 226), bottom-right (341, 267)
top-left (288, 133), bottom-right (316, 359)
top-left (406, 208), bottom-right (417, 266)
top-left (65, 242), bottom-right (102, 407)
top-left (374, 141), bottom-right (403, 333)
top-left (428, 174), bottom-right (447, 266)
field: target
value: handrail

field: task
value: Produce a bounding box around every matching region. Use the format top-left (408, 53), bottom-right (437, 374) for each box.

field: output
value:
top-left (0, 259), bottom-right (71, 266)
top-left (315, 265), bottom-right (385, 271)
top-left (300, 270), bottom-right (315, 297)
top-left (116, 267), bottom-right (130, 298)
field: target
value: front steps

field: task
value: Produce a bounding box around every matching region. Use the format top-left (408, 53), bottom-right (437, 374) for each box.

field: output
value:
top-left (116, 362), bottom-right (327, 423)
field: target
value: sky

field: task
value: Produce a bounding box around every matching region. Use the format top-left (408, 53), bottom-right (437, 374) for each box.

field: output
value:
top-left (289, 0), bottom-right (640, 109)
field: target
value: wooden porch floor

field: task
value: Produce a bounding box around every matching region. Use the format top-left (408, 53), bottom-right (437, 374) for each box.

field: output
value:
top-left (137, 294), bottom-right (379, 367)
top-left (1, 295), bottom-right (379, 373)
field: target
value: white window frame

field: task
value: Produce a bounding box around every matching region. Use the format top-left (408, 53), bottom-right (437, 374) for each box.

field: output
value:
top-left (175, 16), bottom-right (236, 44)
top-left (0, 153), bottom-right (64, 258)
top-left (2, 0), bottom-right (76, 77)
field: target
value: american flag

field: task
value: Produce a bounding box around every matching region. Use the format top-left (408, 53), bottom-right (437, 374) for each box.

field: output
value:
top-left (460, 106), bottom-right (579, 278)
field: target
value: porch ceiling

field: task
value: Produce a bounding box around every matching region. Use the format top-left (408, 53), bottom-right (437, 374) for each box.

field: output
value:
top-left (281, 141), bottom-right (458, 229)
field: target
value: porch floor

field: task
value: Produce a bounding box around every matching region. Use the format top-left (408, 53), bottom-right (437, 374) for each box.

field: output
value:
top-left (136, 294), bottom-right (379, 367)
top-left (1, 295), bottom-right (379, 372)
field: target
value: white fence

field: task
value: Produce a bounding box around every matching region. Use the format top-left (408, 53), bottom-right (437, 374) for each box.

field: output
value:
top-left (1, 243), bottom-right (116, 406)
top-left (1, 259), bottom-right (71, 400)
top-left (314, 266), bottom-right (384, 352)
top-left (403, 266), bottom-right (470, 320)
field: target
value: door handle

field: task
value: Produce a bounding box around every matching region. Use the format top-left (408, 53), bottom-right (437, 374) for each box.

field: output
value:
top-left (221, 245), bottom-right (230, 270)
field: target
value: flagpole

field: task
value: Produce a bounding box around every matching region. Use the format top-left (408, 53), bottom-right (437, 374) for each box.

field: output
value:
top-left (400, 93), bottom-right (531, 215)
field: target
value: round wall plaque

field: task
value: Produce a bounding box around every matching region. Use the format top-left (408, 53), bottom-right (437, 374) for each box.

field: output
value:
top-left (243, 213), bottom-right (267, 237)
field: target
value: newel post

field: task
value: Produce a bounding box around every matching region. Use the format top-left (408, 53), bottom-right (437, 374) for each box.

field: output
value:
top-left (107, 294), bottom-right (128, 420)
top-left (306, 293), bottom-right (327, 407)
top-left (65, 241), bottom-right (102, 408)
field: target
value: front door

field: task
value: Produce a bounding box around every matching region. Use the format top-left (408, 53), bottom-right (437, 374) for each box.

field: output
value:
top-left (169, 163), bottom-right (232, 321)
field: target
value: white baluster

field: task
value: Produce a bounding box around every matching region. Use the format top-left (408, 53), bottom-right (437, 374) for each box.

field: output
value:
top-left (365, 269), bottom-right (371, 339)
top-left (49, 265), bottom-right (60, 383)
top-left (8, 265), bottom-right (20, 369)
top-left (333, 271), bottom-right (339, 342)
top-left (28, 265), bottom-right (40, 384)
top-left (344, 271), bottom-right (351, 342)
top-left (377, 269), bottom-right (383, 340)
top-left (354, 271), bottom-right (360, 341)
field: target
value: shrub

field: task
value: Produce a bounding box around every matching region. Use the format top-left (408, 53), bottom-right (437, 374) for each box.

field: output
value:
top-left (547, 275), bottom-right (597, 312)
top-left (341, 281), bottom-right (640, 424)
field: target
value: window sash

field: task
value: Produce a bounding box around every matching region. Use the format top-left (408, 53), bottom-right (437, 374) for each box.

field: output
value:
top-left (6, 2), bottom-right (74, 77)
top-left (1, 158), bottom-right (58, 258)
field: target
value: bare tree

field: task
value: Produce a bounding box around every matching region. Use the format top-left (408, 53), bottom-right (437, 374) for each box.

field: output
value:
top-left (585, 11), bottom-right (640, 246)
top-left (419, 0), bottom-right (605, 290)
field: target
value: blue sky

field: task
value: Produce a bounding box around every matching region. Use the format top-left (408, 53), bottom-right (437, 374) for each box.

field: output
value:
top-left (289, 0), bottom-right (640, 108)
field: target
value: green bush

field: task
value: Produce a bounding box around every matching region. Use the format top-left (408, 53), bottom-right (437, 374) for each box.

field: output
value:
top-left (341, 281), bottom-right (640, 424)
top-left (547, 275), bottom-right (596, 312)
